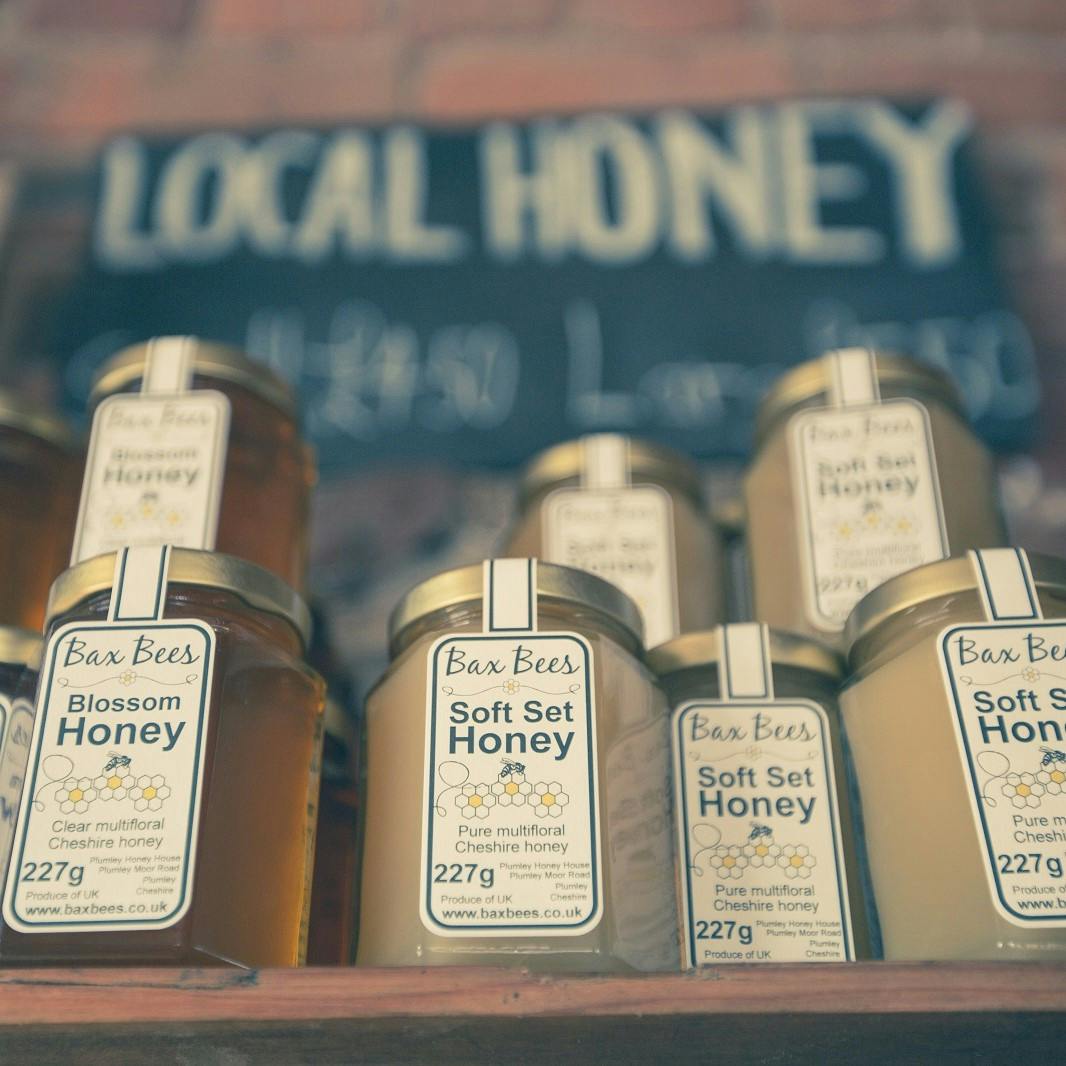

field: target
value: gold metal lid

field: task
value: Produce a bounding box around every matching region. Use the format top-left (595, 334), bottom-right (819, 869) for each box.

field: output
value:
top-left (517, 435), bottom-right (705, 506)
top-left (46, 548), bottom-right (312, 647)
top-left (388, 561), bottom-right (644, 657)
top-left (90, 338), bottom-right (296, 418)
top-left (0, 388), bottom-right (80, 452)
top-left (0, 627), bottom-right (44, 671)
top-left (647, 627), bottom-right (843, 682)
top-left (845, 552), bottom-right (1066, 667)
top-left (755, 349), bottom-right (963, 446)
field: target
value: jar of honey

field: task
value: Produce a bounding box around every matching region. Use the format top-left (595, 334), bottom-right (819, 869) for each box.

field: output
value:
top-left (744, 349), bottom-right (1006, 650)
top-left (842, 548), bottom-right (1066, 960)
top-left (77, 337), bottom-right (315, 591)
top-left (0, 390), bottom-right (81, 630)
top-left (358, 558), bottom-right (678, 972)
top-left (0, 627), bottom-right (44, 877)
top-left (0, 546), bottom-right (325, 967)
top-left (506, 435), bottom-right (725, 648)
top-left (649, 624), bottom-right (870, 966)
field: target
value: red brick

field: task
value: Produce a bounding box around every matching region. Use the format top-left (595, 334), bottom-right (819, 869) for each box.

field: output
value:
top-left (398, 0), bottom-right (561, 37)
top-left (27, 0), bottom-right (199, 34)
top-left (771, 0), bottom-right (960, 29)
top-left (794, 37), bottom-right (1066, 127)
top-left (206, 0), bottom-right (378, 35)
top-left (972, 0), bottom-right (1066, 34)
top-left (568, 0), bottom-right (749, 33)
top-left (417, 37), bottom-right (794, 118)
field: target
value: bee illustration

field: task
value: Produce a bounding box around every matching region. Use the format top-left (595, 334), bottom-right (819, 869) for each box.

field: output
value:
top-left (500, 760), bottom-right (526, 778)
top-left (103, 752), bottom-right (132, 774)
top-left (748, 822), bottom-right (772, 841)
top-left (1041, 747), bottom-right (1066, 767)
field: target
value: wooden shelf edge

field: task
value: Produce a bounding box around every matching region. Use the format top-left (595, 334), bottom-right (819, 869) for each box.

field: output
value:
top-left (0, 961), bottom-right (1063, 1027)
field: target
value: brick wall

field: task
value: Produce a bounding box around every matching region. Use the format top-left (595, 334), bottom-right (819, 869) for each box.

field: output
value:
top-left (0, 0), bottom-right (1064, 392)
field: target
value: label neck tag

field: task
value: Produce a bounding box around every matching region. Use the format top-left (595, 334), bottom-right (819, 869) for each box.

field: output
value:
top-left (483, 558), bottom-right (537, 633)
top-left (109, 545), bottom-right (172, 622)
top-left (580, 434), bottom-right (631, 490)
top-left (970, 548), bottom-right (1043, 622)
top-left (826, 348), bottom-right (881, 408)
top-left (141, 337), bottom-right (195, 396)
top-left (719, 624), bottom-right (774, 702)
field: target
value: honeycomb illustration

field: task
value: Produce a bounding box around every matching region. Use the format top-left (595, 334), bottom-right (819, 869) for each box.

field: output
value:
top-left (57, 777), bottom-right (97, 815)
top-left (1002, 771), bottom-right (1044, 809)
top-left (708, 844), bottom-right (749, 880)
top-left (532, 782), bottom-right (569, 819)
top-left (490, 771), bottom-right (532, 808)
top-left (1036, 768), bottom-right (1065, 795)
top-left (779, 843), bottom-right (816, 880)
top-left (93, 771), bottom-right (136, 802)
top-left (128, 774), bottom-right (171, 812)
top-left (455, 782), bottom-right (497, 820)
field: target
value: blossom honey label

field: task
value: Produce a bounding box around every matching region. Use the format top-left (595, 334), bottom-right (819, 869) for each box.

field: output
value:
top-left (790, 398), bottom-right (948, 631)
top-left (0, 697), bottom-right (34, 870)
top-left (940, 550), bottom-right (1066, 927)
top-left (72, 391), bottom-right (230, 564)
top-left (420, 632), bottom-right (601, 936)
top-left (543, 485), bottom-right (679, 648)
top-left (672, 699), bottom-right (854, 965)
top-left (2, 615), bottom-right (216, 933)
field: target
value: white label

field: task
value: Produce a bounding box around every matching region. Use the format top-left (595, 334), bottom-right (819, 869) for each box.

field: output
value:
top-left (2, 620), bottom-right (215, 933)
top-left (0, 696), bottom-right (34, 872)
top-left (790, 398), bottom-right (948, 631)
top-left (940, 621), bottom-right (1066, 927)
top-left (543, 485), bottom-right (679, 648)
top-left (72, 391), bottom-right (230, 564)
top-left (672, 700), bottom-right (854, 965)
top-left (420, 631), bottom-right (602, 936)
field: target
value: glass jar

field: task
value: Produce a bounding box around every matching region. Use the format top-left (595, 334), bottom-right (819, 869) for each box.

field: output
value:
top-left (650, 626), bottom-right (871, 965)
top-left (0, 628), bottom-right (44, 876)
top-left (841, 550), bottom-right (1066, 960)
top-left (0, 548), bottom-right (325, 967)
top-left (358, 560), bottom-right (677, 972)
top-left (0, 390), bottom-right (81, 630)
top-left (505, 435), bottom-right (725, 648)
top-left (83, 338), bottom-right (315, 591)
top-left (744, 349), bottom-right (1006, 650)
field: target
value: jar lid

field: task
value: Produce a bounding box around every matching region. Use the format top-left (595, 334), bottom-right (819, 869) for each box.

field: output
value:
top-left (0, 627), bottom-right (44, 671)
top-left (647, 628), bottom-right (843, 682)
top-left (0, 388), bottom-right (80, 452)
top-left (517, 436), bottom-right (704, 506)
top-left (46, 548), bottom-right (312, 647)
top-left (845, 552), bottom-right (1066, 670)
top-left (388, 561), bottom-right (644, 656)
top-left (755, 349), bottom-right (963, 445)
top-left (90, 338), bottom-right (296, 418)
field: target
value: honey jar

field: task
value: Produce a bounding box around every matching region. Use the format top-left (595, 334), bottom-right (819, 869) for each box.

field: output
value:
top-left (0, 390), bottom-right (81, 630)
top-left (505, 435), bottom-right (725, 648)
top-left (842, 549), bottom-right (1066, 960)
top-left (650, 624), bottom-right (870, 966)
top-left (0, 545), bottom-right (325, 967)
top-left (744, 349), bottom-right (1006, 649)
top-left (357, 559), bottom-right (678, 972)
top-left (77, 337), bottom-right (315, 590)
top-left (0, 628), bottom-right (44, 876)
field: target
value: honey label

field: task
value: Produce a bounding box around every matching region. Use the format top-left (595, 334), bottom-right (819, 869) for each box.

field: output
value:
top-left (420, 559), bottom-right (602, 937)
top-left (790, 397), bottom-right (948, 632)
top-left (940, 549), bottom-right (1066, 927)
top-left (72, 391), bottom-right (230, 564)
top-left (671, 625), bottom-right (854, 966)
top-left (543, 485), bottom-right (679, 648)
top-left (0, 697), bottom-right (34, 871)
top-left (2, 548), bottom-right (216, 934)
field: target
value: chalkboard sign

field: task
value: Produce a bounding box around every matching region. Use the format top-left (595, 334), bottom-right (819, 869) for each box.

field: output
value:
top-left (48, 100), bottom-right (1040, 471)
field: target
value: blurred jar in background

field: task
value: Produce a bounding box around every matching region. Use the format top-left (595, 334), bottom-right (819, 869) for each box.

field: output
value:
top-left (0, 390), bottom-right (81, 630)
top-left (744, 348), bottom-right (1006, 651)
top-left (506, 435), bottom-right (725, 648)
top-left (78, 337), bottom-right (315, 591)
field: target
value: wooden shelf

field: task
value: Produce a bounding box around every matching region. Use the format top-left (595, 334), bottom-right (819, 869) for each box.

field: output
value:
top-left (0, 962), bottom-right (1063, 1064)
